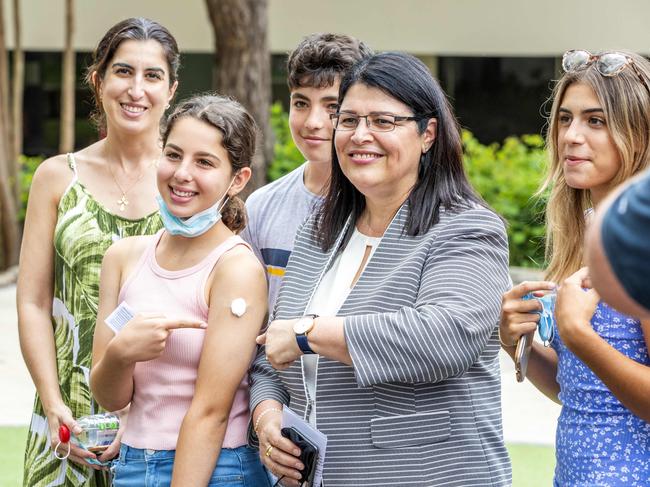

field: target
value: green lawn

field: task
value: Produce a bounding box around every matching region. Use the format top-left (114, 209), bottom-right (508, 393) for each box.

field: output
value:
top-left (508, 443), bottom-right (555, 486)
top-left (0, 427), bottom-right (554, 486)
top-left (1, 427), bottom-right (27, 487)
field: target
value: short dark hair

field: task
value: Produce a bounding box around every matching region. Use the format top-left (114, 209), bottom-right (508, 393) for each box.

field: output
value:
top-left (85, 17), bottom-right (180, 129)
top-left (161, 94), bottom-right (258, 233)
top-left (287, 33), bottom-right (373, 90)
top-left (317, 52), bottom-right (486, 251)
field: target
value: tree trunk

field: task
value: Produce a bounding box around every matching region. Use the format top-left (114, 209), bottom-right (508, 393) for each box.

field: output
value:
top-left (59, 0), bottom-right (74, 153)
top-left (0, 0), bottom-right (19, 269)
top-left (12, 0), bottom-right (24, 202)
top-left (0, 0), bottom-right (9, 167)
top-left (205, 0), bottom-right (272, 195)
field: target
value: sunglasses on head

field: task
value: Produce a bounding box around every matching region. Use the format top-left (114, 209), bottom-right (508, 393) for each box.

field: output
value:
top-left (562, 49), bottom-right (650, 95)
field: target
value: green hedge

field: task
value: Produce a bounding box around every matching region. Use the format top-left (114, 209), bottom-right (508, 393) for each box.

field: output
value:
top-left (463, 131), bottom-right (547, 268)
top-left (18, 155), bottom-right (44, 224)
top-left (268, 102), bottom-right (305, 181)
top-left (268, 103), bottom-right (547, 268)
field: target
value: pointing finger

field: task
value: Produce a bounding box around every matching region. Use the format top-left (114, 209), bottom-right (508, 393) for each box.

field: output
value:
top-left (162, 319), bottom-right (208, 330)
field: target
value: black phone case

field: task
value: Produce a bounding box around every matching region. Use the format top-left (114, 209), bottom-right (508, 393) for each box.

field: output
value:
top-left (281, 426), bottom-right (319, 485)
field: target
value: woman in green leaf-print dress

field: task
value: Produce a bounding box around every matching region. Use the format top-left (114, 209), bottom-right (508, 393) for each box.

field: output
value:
top-left (17, 18), bottom-right (179, 486)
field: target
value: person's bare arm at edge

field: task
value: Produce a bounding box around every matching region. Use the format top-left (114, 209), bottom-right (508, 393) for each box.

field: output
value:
top-left (586, 171), bottom-right (650, 319)
top-left (171, 248), bottom-right (269, 486)
top-left (17, 155), bottom-right (102, 468)
top-left (90, 240), bottom-right (134, 412)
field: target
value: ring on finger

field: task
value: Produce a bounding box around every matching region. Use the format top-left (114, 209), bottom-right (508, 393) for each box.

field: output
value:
top-left (265, 444), bottom-right (274, 457)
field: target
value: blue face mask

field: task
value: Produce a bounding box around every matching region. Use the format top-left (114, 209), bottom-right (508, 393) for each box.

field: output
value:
top-left (156, 179), bottom-right (234, 238)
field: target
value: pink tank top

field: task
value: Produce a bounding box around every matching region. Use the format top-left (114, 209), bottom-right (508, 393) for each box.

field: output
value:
top-left (119, 230), bottom-right (252, 450)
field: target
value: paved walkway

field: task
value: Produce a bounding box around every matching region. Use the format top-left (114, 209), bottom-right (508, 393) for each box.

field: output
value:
top-left (0, 283), bottom-right (560, 444)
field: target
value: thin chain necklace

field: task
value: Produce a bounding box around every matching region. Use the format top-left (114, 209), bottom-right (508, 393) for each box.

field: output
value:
top-left (108, 160), bottom-right (155, 211)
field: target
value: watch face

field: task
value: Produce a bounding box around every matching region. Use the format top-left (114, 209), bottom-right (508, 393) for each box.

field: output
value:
top-left (293, 317), bottom-right (313, 335)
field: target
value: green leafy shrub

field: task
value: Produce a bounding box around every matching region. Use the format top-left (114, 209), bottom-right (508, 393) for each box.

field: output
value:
top-left (267, 102), bottom-right (304, 181)
top-left (18, 155), bottom-right (45, 224)
top-left (463, 130), bottom-right (547, 268)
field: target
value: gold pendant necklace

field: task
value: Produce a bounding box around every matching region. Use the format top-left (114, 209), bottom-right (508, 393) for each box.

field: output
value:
top-left (116, 194), bottom-right (129, 212)
top-left (108, 160), bottom-right (154, 212)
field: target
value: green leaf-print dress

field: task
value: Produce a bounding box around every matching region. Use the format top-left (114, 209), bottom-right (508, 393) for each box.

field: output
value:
top-left (23, 154), bottom-right (162, 486)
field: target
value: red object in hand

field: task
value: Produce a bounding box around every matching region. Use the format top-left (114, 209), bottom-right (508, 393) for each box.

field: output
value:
top-left (58, 425), bottom-right (70, 443)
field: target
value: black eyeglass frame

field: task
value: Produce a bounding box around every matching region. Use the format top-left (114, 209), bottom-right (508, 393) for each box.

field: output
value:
top-left (329, 112), bottom-right (422, 132)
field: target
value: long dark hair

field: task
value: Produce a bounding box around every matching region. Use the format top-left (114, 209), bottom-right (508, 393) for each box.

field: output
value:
top-left (317, 51), bottom-right (485, 250)
top-left (161, 94), bottom-right (258, 233)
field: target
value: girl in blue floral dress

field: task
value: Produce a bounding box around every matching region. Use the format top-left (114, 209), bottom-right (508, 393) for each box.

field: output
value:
top-left (499, 49), bottom-right (650, 486)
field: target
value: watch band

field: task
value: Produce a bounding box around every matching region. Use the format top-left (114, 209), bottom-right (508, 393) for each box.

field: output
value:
top-left (296, 333), bottom-right (315, 354)
top-left (295, 314), bottom-right (318, 354)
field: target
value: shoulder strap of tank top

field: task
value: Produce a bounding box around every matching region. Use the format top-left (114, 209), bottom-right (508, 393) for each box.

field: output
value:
top-left (66, 153), bottom-right (77, 174)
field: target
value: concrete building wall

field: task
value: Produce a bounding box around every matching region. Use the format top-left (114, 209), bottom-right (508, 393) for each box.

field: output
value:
top-left (4, 0), bottom-right (649, 55)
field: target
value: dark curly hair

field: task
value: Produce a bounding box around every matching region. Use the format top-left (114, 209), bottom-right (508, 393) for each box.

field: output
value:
top-left (287, 33), bottom-right (373, 89)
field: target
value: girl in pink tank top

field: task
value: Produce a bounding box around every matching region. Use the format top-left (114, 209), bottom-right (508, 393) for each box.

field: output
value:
top-left (90, 94), bottom-right (270, 486)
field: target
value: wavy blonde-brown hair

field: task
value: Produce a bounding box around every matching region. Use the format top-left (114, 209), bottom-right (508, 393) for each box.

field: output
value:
top-left (542, 50), bottom-right (650, 282)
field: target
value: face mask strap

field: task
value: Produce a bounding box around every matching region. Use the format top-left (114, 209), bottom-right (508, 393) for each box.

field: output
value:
top-left (216, 174), bottom-right (238, 215)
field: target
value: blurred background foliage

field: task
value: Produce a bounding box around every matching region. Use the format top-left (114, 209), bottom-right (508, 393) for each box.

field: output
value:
top-left (20, 103), bottom-right (548, 268)
top-left (463, 131), bottom-right (547, 268)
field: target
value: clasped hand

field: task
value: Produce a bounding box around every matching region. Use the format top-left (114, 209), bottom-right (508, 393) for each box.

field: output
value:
top-left (499, 267), bottom-right (600, 351)
top-left (499, 280), bottom-right (554, 348)
top-left (256, 319), bottom-right (303, 370)
top-left (554, 267), bottom-right (600, 348)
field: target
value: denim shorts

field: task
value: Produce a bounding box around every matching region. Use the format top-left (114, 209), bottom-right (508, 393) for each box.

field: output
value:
top-left (112, 443), bottom-right (270, 487)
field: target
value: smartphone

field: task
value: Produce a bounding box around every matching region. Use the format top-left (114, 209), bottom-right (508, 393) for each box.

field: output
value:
top-left (515, 332), bottom-right (533, 382)
top-left (281, 426), bottom-right (319, 485)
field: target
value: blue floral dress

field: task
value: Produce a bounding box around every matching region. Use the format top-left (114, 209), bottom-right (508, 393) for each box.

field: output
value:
top-left (551, 301), bottom-right (650, 486)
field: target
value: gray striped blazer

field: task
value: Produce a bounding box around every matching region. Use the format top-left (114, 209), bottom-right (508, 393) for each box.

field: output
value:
top-left (249, 203), bottom-right (512, 486)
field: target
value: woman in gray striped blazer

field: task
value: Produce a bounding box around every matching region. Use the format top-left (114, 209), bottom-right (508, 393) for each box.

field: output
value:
top-left (251, 52), bottom-right (512, 486)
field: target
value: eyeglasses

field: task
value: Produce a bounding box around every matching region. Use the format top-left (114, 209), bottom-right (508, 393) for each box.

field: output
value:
top-left (562, 49), bottom-right (650, 94)
top-left (330, 112), bottom-right (420, 132)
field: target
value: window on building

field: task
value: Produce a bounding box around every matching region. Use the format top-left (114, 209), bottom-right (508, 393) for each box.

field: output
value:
top-left (438, 56), bottom-right (557, 143)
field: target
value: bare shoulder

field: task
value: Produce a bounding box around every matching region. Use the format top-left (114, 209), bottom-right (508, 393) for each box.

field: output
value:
top-left (104, 235), bottom-right (152, 268)
top-left (214, 243), bottom-right (266, 284)
top-left (31, 153), bottom-right (76, 202)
